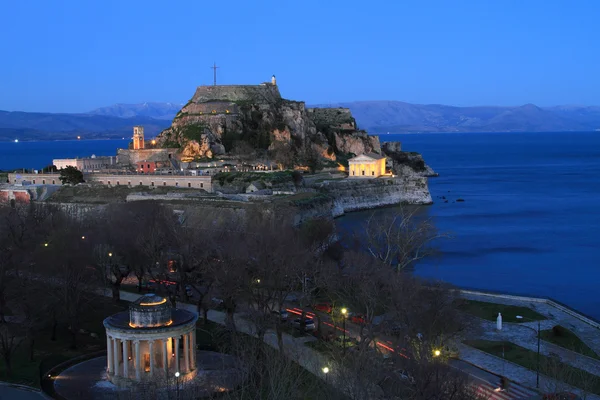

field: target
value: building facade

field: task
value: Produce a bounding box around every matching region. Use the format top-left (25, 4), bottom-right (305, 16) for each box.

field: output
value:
top-left (348, 153), bottom-right (386, 178)
top-left (103, 294), bottom-right (198, 387)
top-left (53, 155), bottom-right (117, 172)
top-left (8, 173), bottom-right (213, 192)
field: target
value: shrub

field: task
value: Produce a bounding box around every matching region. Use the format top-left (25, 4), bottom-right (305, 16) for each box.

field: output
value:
top-left (552, 325), bottom-right (568, 337)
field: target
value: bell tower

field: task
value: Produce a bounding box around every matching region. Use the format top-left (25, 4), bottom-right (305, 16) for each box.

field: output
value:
top-left (133, 126), bottom-right (145, 150)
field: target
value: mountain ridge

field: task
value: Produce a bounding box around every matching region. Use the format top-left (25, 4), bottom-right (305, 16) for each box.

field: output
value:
top-left (2, 100), bottom-right (600, 141)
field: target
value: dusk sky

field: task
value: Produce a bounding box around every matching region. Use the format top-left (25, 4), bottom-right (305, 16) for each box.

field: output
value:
top-left (1, 0), bottom-right (599, 113)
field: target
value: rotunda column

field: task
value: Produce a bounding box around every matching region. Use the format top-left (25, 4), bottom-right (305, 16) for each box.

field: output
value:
top-left (135, 340), bottom-right (141, 380)
top-left (113, 338), bottom-right (120, 377)
top-left (149, 340), bottom-right (155, 376)
top-left (123, 339), bottom-right (129, 378)
top-left (107, 336), bottom-right (113, 374)
top-left (184, 333), bottom-right (190, 372)
top-left (175, 336), bottom-right (181, 373)
top-left (190, 330), bottom-right (196, 370)
top-left (162, 339), bottom-right (168, 374)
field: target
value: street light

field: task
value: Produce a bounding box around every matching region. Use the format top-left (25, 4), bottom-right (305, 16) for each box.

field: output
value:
top-left (341, 308), bottom-right (348, 353)
top-left (433, 349), bottom-right (441, 357)
top-left (81, 236), bottom-right (85, 240)
top-left (44, 243), bottom-right (48, 247)
top-left (108, 252), bottom-right (112, 257)
top-left (175, 371), bottom-right (180, 399)
top-left (322, 366), bottom-right (329, 383)
top-left (516, 315), bottom-right (541, 389)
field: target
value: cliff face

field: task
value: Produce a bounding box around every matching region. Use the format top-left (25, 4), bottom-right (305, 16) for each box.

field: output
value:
top-left (381, 141), bottom-right (438, 177)
top-left (156, 83), bottom-right (381, 162)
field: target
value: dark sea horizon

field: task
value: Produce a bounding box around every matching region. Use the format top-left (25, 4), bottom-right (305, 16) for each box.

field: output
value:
top-left (1, 132), bottom-right (599, 320)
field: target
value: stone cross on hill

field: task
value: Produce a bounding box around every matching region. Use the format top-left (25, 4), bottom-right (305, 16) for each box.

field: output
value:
top-left (211, 62), bottom-right (219, 86)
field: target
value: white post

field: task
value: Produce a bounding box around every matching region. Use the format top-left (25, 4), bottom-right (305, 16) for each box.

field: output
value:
top-left (162, 339), bottom-right (168, 374)
top-left (184, 333), bottom-right (190, 372)
top-left (107, 336), bottom-right (113, 374)
top-left (123, 339), bottom-right (129, 378)
top-left (135, 340), bottom-right (141, 380)
top-left (113, 338), bottom-right (120, 377)
top-left (175, 336), bottom-right (180, 373)
top-left (497, 313), bottom-right (503, 331)
top-left (149, 340), bottom-right (155, 376)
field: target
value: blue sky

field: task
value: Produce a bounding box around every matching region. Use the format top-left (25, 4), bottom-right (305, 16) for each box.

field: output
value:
top-left (1, 0), bottom-right (599, 112)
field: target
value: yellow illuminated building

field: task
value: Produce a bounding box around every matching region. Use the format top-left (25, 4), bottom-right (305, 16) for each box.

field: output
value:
top-left (348, 153), bottom-right (386, 178)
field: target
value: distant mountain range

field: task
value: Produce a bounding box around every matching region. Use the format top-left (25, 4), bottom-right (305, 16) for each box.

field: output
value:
top-left (1, 101), bottom-right (599, 141)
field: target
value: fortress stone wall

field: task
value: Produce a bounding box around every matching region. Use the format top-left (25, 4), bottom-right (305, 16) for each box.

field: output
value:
top-left (183, 102), bottom-right (239, 115)
top-left (191, 84), bottom-right (281, 104)
top-left (117, 148), bottom-right (179, 165)
top-left (307, 108), bottom-right (357, 130)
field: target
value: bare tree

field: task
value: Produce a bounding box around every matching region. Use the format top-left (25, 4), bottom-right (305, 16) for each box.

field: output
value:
top-left (361, 207), bottom-right (448, 271)
top-left (0, 322), bottom-right (24, 377)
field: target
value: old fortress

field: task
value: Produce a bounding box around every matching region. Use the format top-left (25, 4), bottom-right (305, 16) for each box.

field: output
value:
top-left (2, 75), bottom-right (399, 206)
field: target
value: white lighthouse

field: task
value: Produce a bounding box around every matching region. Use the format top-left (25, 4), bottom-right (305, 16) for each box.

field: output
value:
top-left (271, 75), bottom-right (277, 85)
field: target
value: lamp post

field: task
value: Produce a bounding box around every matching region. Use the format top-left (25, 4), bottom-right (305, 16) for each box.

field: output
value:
top-left (322, 366), bottom-right (329, 383)
top-left (516, 315), bottom-right (541, 389)
top-left (341, 308), bottom-right (347, 353)
top-left (175, 371), bottom-right (180, 400)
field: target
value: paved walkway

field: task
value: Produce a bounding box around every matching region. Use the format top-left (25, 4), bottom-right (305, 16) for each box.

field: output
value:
top-left (0, 382), bottom-right (51, 399)
top-left (460, 292), bottom-right (600, 399)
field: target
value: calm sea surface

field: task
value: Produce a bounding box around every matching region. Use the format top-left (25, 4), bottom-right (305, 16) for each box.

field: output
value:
top-left (1, 133), bottom-right (599, 319)
top-left (337, 131), bottom-right (600, 320)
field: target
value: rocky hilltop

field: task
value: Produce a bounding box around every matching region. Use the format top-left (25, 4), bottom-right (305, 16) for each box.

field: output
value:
top-left (155, 80), bottom-right (380, 162)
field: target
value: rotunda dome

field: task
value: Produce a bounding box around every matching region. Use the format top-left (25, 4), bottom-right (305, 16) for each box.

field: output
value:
top-left (128, 294), bottom-right (172, 328)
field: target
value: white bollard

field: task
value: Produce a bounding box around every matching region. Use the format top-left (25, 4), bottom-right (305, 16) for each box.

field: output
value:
top-left (497, 312), bottom-right (502, 331)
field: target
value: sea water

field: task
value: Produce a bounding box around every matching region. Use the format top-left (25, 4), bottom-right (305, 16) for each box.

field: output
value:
top-left (2, 133), bottom-right (599, 319)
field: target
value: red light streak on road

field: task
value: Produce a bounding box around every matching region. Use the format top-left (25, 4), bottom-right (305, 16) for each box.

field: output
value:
top-left (322, 321), bottom-right (349, 333)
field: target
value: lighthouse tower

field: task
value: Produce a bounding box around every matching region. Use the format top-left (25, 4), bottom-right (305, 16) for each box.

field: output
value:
top-left (271, 75), bottom-right (277, 86)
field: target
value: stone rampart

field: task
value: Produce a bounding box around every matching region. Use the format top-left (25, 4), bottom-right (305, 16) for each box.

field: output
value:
top-left (307, 108), bottom-right (356, 129)
top-left (191, 84), bottom-right (281, 104)
top-left (117, 149), bottom-right (179, 166)
top-left (183, 102), bottom-right (239, 115)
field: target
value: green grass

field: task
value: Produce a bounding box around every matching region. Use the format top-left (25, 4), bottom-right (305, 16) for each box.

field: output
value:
top-left (540, 326), bottom-right (599, 360)
top-left (456, 299), bottom-right (547, 322)
top-left (465, 340), bottom-right (600, 394)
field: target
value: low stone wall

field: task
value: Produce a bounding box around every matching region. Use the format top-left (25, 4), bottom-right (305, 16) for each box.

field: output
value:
top-left (459, 289), bottom-right (600, 329)
top-left (307, 107), bottom-right (356, 129)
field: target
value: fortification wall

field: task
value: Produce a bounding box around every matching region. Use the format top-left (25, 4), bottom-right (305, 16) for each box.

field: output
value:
top-left (183, 102), bottom-right (239, 115)
top-left (307, 108), bottom-right (356, 129)
top-left (191, 84), bottom-right (281, 104)
top-left (117, 149), bottom-right (179, 165)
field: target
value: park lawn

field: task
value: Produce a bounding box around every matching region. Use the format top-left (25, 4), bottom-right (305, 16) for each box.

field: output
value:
top-left (0, 294), bottom-right (126, 388)
top-left (457, 299), bottom-right (547, 323)
top-left (464, 340), bottom-right (600, 395)
top-left (540, 326), bottom-right (599, 360)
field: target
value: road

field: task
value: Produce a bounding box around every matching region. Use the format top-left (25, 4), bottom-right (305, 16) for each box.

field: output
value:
top-left (286, 305), bottom-right (539, 400)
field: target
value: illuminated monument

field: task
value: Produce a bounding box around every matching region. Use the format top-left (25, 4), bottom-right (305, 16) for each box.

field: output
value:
top-left (103, 294), bottom-right (198, 387)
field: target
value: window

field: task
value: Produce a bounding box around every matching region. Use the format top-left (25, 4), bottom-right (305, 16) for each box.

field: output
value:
top-left (151, 182), bottom-right (154, 187)
top-left (175, 182), bottom-right (179, 187)
top-left (188, 183), bottom-right (191, 188)
top-left (32, 180), bottom-right (35, 184)
top-left (140, 182), bottom-right (143, 186)
top-left (52, 180), bottom-right (55, 184)
top-left (42, 180), bottom-right (45, 184)
top-left (362, 171), bottom-right (365, 176)
top-left (352, 171), bottom-right (354, 176)
top-left (116, 181), bottom-right (120, 185)
top-left (163, 182), bottom-right (166, 186)
top-left (147, 164), bottom-right (150, 169)
top-left (200, 183), bottom-right (204, 188)
top-left (108, 181), bottom-right (111, 185)
top-left (372, 171), bottom-right (375, 176)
